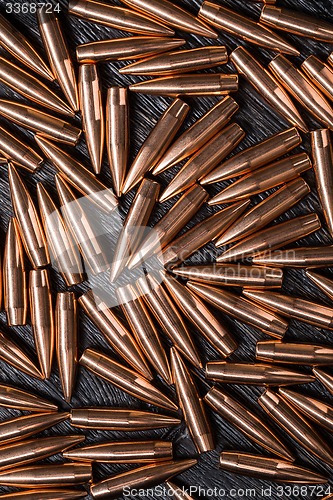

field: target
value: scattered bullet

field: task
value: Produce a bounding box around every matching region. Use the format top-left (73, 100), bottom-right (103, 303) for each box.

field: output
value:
top-left (256, 340), bottom-right (333, 365)
top-left (0, 412), bottom-right (69, 444)
top-left (302, 56), bottom-right (333, 103)
top-left (0, 463), bottom-right (92, 488)
top-left (0, 384), bottom-right (57, 412)
top-left (253, 246), bottom-right (333, 267)
top-left (313, 367), bottom-right (333, 395)
top-left (306, 270), bottom-right (333, 301)
top-left (165, 481), bottom-right (194, 500)
top-left (0, 331), bottom-right (43, 380)
top-left (0, 126), bottom-right (43, 172)
top-left (0, 490), bottom-right (87, 499)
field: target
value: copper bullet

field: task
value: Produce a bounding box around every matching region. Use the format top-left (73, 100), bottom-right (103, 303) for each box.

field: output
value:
top-left (37, 9), bottom-right (79, 112)
top-left (165, 481), bottom-right (194, 500)
top-left (302, 56), bottom-right (333, 103)
top-left (0, 412), bottom-right (69, 444)
top-left (90, 459), bottom-right (197, 499)
top-left (219, 451), bottom-right (327, 484)
top-left (202, 126), bottom-right (301, 183)
top-left (70, 407), bottom-right (181, 430)
top-left (37, 183), bottom-right (85, 286)
top-left (328, 52), bottom-right (333, 68)
top-left (253, 246), bottom-right (333, 267)
top-left (0, 13), bottom-right (53, 81)
top-left (120, 0), bottom-right (217, 38)
top-left (186, 282), bottom-right (288, 338)
top-left (306, 270), bottom-right (333, 301)
top-left (122, 99), bottom-right (189, 193)
top-left (0, 489), bottom-right (87, 499)
top-left (217, 213), bottom-right (321, 262)
top-left (199, 2), bottom-right (299, 55)
top-left (0, 331), bottom-right (43, 380)
top-left (110, 179), bottom-right (160, 281)
top-left (216, 178), bottom-right (310, 246)
top-left (64, 440), bottom-right (173, 463)
top-left (127, 184), bottom-right (208, 270)
top-left (29, 269), bottom-right (54, 379)
top-left (8, 164), bottom-right (50, 268)
top-left (244, 289), bottom-right (333, 330)
top-left (136, 273), bottom-right (201, 367)
top-left (0, 126), bottom-right (43, 172)
top-left (230, 46), bottom-right (307, 132)
top-left (68, 0), bottom-right (175, 36)
top-left (205, 386), bottom-right (292, 460)
top-left (259, 389), bottom-right (333, 467)
top-left (106, 87), bottom-right (129, 197)
top-left (160, 122), bottom-right (245, 202)
top-left (35, 136), bottom-right (117, 213)
top-left (56, 292), bottom-right (77, 403)
top-left (78, 289), bottom-right (152, 380)
top-left (78, 64), bottom-right (104, 174)
top-left (0, 384), bottom-right (57, 412)
top-left (160, 201), bottom-right (250, 269)
top-left (261, 5), bottom-right (333, 43)
top-left (0, 435), bottom-right (84, 471)
top-left (0, 58), bottom-right (74, 117)
top-left (170, 348), bottom-right (214, 453)
top-left (120, 46), bottom-right (228, 75)
top-left (77, 36), bottom-right (185, 64)
top-left (313, 367), bottom-right (333, 395)
top-left (116, 284), bottom-right (172, 384)
top-left (205, 361), bottom-right (315, 386)
top-left (0, 100), bottom-right (81, 145)
top-left (173, 265), bottom-right (283, 289)
top-left (163, 274), bottom-right (237, 358)
top-left (0, 463), bottom-right (92, 488)
top-left (269, 55), bottom-right (333, 130)
top-left (3, 218), bottom-right (28, 326)
top-left (79, 348), bottom-right (178, 412)
top-left (256, 340), bottom-right (333, 365)
top-left (129, 74), bottom-right (238, 97)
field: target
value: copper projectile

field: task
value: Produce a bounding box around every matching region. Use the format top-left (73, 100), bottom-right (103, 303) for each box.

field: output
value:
top-left (217, 213), bottom-right (320, 263)
top-left (3, 218), bottom-right (28, 326)
top-left (205, 386), bottom-right (292, 460)
top-left (306, 271), bottom-right (333, 301)
top-left (0, 489), bottom-right (87, 499)
top-left (0, 126), bottom-right (42, 172)
top-left (202, 126), bottom-right (301, 183)
top-left (56, 292), bottom-right (77, 403)
top-left (302, 56), bottom-right (333, 103)
top-left (122, 99), bottom-right (189, 193)
top-left (77, 37), bottom-right (185, 63)
top-left (205, 361), bottom-right (315, 386)
top-left (106, 87), bottom-right (129, 197)
top-left (328, 52), bottom-right (333, 68)
top-left (153, 96), bottom-right (238, 175)
top-left (261, 5), bottom-right (333, 42)
top-left (243, 289), bottom-right (333, 330)
top-left (0, 13), bottom-right (53, 81)
top-left (0, 58), bottom-right (74, 117)
top-left (259, 389), bottom-right (333, 467)
top-left (160, 122), bottom-right (245, 202)
top-left (37, 183), bottom-right (85, 286)
top-left (219, 451), bottom-right (327, 484)
top-left (170, 348), bottom-right (214, 453)
top-left (8, 164), bottom-right (49, 268)
top-left (127, 184), bottom-right (208, 270)
top-left (78, 64), bottom-right (104, 174)
top-left (116, 284), bottom-right (172, 384)
top-left (37, 9), bottom-right (79, 112)
top-left (90, 459), bottom-right (197, 499)
top-left (216, 178), bottom-right (310, 246)
top-left (256, 341), bottom-right (333, 365)
top-left (120, 0), bottom-right (217, 38)
top-left (70, 408), bottom-right (181, 430)
top-left (64, 440), bottom-right (173, 463)
top-left (120, 46), bottom-right (228, 75)
top-left (160, 201), bottom-right (249, 268)
top-left (313, 367), bottom-right (333, 395)
top-left (79, 348), bottom-right (178, 412)
top-left (173, 265), bottom-right (283, 289)
top-left (0, 384), bottom-right (57, 412)
top-left (78, 289), bottom-right (151, 380)
top-left (110, 179), bottom-right (160, 281)
top-left (199, 2), bottom-right (299, 55)
top-left (165, 482), bottom-right (194, 500)
top-left (230, 46), bottom-right (307, 132)
top-left (136, 273), bottom-right (201, 367)
top-left (35, 136), bottom-right (117, 213)
top-left (269, 55), bottom-right (333, 130)
top-left (129, 74), bottom-right (238, 97)
top-left (186, 282), bottom-right (288, 338)
top-left (208, 153), bottom-right (311, 204)
top-left (0, 412), bottom-right (69, 444)
top-left (0, 331), bottom-right (43, 380)
top-left (68, 0), bottom-right (175, 36)
top-left (163, 274), bottom-right (237, 358)
top-left (253, 246), bottom-right (333, 268)
top-left (0, 463), bottom-right (92, 488)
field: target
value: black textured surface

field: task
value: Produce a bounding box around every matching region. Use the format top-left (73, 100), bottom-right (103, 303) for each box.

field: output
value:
top-left (0, 0), bottom-right (332, 498)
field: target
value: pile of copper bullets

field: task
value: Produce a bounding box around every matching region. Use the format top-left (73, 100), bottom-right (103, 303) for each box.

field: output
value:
top-left (2, 0), bottom-right (333, 498)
